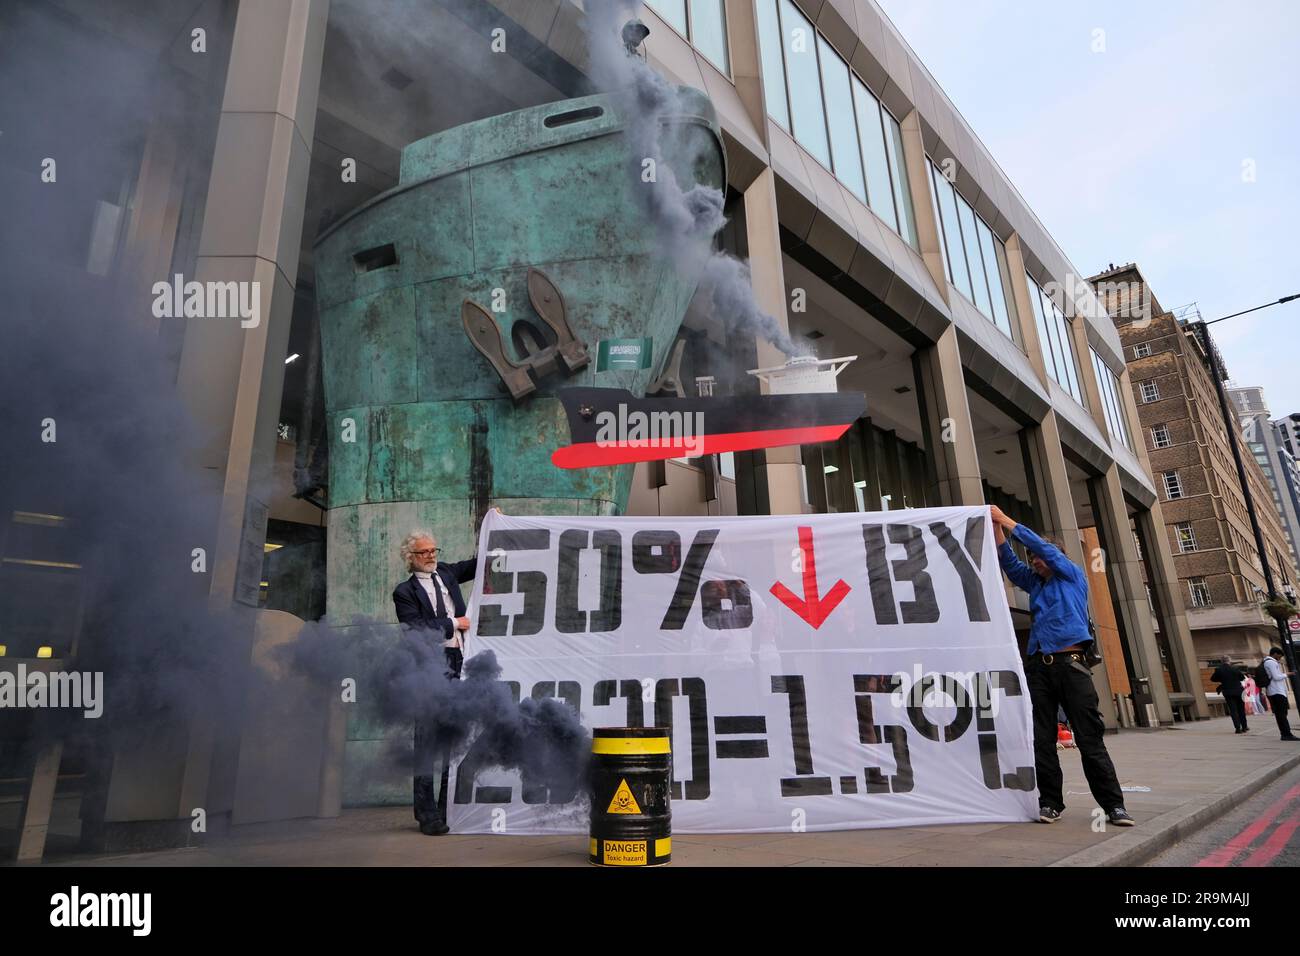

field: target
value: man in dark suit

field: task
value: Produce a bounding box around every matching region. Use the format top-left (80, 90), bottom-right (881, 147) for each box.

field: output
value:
top-left (1210, 658), bottom-right (1248, 734)
top-left (392, 528), bottom-right (479, 836)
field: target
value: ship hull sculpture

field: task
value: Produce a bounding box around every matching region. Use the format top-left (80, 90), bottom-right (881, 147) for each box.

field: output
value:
top-left (313, 88), bottom-right (725, 803)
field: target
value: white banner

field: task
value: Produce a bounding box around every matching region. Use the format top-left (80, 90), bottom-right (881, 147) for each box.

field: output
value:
top-left (451, 507), bottom-right (1036, 833)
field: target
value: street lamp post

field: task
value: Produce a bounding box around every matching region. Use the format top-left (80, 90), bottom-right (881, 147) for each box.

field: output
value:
top-left (1191, 293), bottom-right (1300, 700)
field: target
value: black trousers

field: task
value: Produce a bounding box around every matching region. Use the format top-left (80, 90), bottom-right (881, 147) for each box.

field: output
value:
top-left (1223, 693), bottom-right (1247, 731)
top-left (1027, 654), bottom-right (1125, 813)
top-left (413, 647), bottom-right (464, 825)
top-left (1268, 693), bottom-right (1293, 739)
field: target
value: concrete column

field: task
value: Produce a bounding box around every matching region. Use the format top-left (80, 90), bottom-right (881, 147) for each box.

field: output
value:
top-left (743, 166), bottom-right (804, 514)
top-left (724, 0), bottom-right (768, 147)
top-left (177, 0), bottom-right (329, 608)
top-left (897, 109), bottom-right (950, 303)
top-left (1091, 466), bottom-right (1176, 725)
top-left (912, 326), bottom-right (983, 505)
top-left (15, 741), bottom-right (62, 863)
top-left (1019, 418), bottom-right (1079, 551)
top-left (91, 0), bottom-right (331, 850)
top-left (1068, 310), bottom-right (1107, 433)
top-left (1136, 505), bottom-right (1209, 717)
top-left (1003, 233), bottom-right (1049, 389)
top-left (1005, 238), bottom-right (1118, 723)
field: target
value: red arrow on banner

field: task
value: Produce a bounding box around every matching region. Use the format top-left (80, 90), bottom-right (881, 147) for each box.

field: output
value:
top-left (770, 526), bottom-right (851, 629)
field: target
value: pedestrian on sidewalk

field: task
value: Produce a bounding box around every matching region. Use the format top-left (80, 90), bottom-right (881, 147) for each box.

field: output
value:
top-left (1262, 647), bottom-right (1299, 741)
top-left (1210, 658), bottom-right (1248, 733)
top-left (990, 505), bottom-right (1135, 828)
top-left (1242, 674), bottom-right (1260, 715)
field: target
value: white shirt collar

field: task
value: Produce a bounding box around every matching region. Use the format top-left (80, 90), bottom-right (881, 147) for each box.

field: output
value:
top-left (414, 570), bottom-right (433, 579)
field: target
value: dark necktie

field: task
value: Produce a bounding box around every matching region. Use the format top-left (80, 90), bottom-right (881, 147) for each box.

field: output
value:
top-left (429, 572), bottom-right (447, 618)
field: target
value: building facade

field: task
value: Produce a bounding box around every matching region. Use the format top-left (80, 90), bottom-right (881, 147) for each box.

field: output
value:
top-left (1092, 264), bottom-right (1300, 667)
top-left (1277, 413), bottom-right (1300, 459)
top-left (1230, 386), bottom-right (1300, 570)
top-left (5, 0), bottom-right (1213, 859)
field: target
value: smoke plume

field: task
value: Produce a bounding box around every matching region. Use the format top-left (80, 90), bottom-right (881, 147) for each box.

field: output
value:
top-left (584, 0), bottom-right (807, 358)
top-left (285, 623), bottom-right (589, 799)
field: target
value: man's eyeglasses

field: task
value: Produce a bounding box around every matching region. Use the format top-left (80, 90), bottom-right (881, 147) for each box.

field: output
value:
top-left (411, 548), bottom-right (441, 557)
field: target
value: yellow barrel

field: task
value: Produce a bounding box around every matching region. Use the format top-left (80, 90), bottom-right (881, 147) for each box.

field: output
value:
top-left (588, 727), bottom-right (671, 866)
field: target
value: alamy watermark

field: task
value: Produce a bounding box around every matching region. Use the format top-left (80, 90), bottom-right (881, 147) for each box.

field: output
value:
top-left (151, 273), bottom-right (261, 328)
top-left (594, 403), bottom-right (705, 458)
top-left (0, 665), bottom-right (103, 718)
top-left (1046, 272), bottom-right (1154, 328)
top-left (889, 665), bottom-right (1002, 717)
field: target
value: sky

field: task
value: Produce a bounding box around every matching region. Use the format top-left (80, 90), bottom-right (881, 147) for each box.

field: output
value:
top-left (877, 0), bottom-right (1300, 417)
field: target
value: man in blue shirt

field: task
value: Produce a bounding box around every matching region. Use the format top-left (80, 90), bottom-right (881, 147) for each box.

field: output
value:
top-left (992, 505), bottom-right (1134, 827)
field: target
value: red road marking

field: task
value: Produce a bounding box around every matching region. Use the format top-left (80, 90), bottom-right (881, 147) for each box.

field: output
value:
top-left (1195, 784), bottom-right (1300, 867)
top-left (1241, 810), bottom-right (1300, 867)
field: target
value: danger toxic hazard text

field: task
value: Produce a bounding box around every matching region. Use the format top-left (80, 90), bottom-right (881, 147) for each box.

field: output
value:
top-left (602, 840), bottom-right (647, 865)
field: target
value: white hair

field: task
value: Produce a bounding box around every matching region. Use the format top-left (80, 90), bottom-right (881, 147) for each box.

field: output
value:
top-left (400, 529), bottom-right (436, 570)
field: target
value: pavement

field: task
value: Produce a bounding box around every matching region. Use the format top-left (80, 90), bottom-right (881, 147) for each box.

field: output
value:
top-left (1147, 762), bottom-right (1300, 867)
top-left (46, 716), bottom-right (1300, 867)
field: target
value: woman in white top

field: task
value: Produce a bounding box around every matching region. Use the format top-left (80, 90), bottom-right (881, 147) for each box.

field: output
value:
top-left (1263, 647), bottom-right (1299, 741)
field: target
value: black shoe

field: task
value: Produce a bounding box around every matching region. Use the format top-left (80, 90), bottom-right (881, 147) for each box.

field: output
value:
top-left (1282, 735), bottom-right (1300, 742)
top-left (1038, 806), bottom-right (1062, 824)
top-left (1107, 808), bottom-right (1136, 827)
top-left (419, 819), bottom-right (450, 836)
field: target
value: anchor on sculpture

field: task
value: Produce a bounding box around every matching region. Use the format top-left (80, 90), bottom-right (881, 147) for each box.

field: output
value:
top-left (461, 268), bottom-right (592, 401)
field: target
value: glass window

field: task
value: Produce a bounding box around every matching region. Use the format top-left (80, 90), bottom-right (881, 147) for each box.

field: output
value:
top-left (963, 209), bottom-right (994, 318)
top-left (1094, 354), bottom-right (1111, 429)
top-left (993, 239), bottom-right (1019, 339)
top-left (935, 173), bottom-right (970, 297)
top-left (883, 112), bottom-right (917, 248)
top-left (856, 80), bottom-right (897, 232)
top-left (647, 0), bottom-right (688, 35)
top-left (1050, 300), bottom-right (1083, 406)
top-left (927, 162), bottom-right (950, 281)
top-left (954, 195), bottom-right (980, 303)
top-left (1111, 377), bottom-right (1129, 447)
top-left (1027, 275), bottom-right (1058, 382)
top-left (817, 37), bottom-right (865, 202)
top-left (1113, 373), bottom-right (1133, 449)
top-left (1176, 523), bottom-right (1198, 553)
top-left (1153, 423), bottom-right (1171, 447)
top-left (1163, 471), bottom-right (1183, 499)
top-left (1134, 342), bottom-right (1152, 358)
top-left (977, 220), bottom-right (1010, 337)
top-left (928, 163), bottom-right (951, 279)
top-left (1141, 381), bottom-right (1160, 403)
top-left (779, 0), bottom-right (829, 168)
top-left (689, 0), bottom-right (729, 72)
top-left (1092, 352), bottom-right (1113, 433)
top-left (1090, 349), bottom-right (1128, 448)
top-left (1037, 286), bottom-right (1064, 384)
top-left (756, 0), bottom-right (789, 128)
top-left (1025, 274), bottom-right (1084, 408)
top-left (1189, 577), bottom-right (1212, 608)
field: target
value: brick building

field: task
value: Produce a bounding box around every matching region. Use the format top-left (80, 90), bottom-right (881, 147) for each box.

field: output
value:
top-left (1091, 263), bottom-right (1300, 665)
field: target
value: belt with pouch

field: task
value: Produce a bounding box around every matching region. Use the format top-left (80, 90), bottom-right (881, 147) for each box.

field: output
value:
top-left (1029, 650), bottom-right (1086, 666)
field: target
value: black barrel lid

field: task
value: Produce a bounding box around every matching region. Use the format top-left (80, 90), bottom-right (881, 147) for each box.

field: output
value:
top-left (592, 726), bottom-right (670, 738)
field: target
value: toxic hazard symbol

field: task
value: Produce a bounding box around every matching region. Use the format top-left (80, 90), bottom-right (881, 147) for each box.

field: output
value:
top-left (606, 778), bottom-right (642, 814)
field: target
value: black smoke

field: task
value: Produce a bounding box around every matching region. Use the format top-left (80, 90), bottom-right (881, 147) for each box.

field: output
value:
top-left (584, 0), bottom-right (807, 358)
top-left (285, 623), bottom-right (590, 803)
